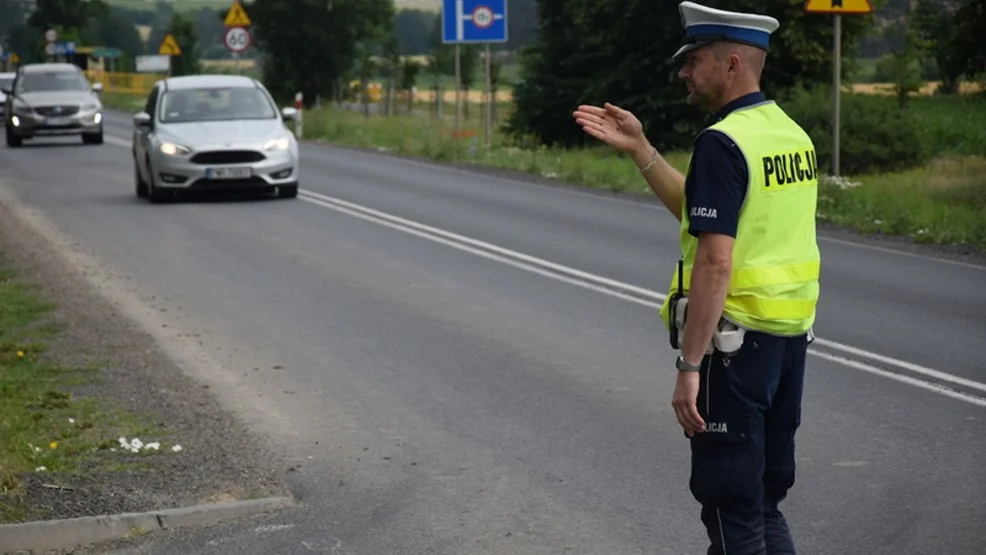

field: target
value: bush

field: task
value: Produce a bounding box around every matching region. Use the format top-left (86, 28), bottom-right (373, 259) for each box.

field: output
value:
top-left (778, 85), bottom-right (929, 175)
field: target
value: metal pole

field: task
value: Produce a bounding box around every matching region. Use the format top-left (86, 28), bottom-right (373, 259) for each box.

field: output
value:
top-left (454, 43), bottom-right (461, 144)
top-left (832, 14), bottom-right (841, 177)
top-left (485, 43), bottom-right (492, 149)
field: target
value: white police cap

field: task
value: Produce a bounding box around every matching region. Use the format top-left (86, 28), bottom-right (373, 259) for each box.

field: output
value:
top-left (673, 1), bottom-right (780, 62)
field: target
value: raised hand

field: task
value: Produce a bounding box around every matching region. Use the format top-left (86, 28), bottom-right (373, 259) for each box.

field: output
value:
top-left (573, 102), bottom-right (647, 155)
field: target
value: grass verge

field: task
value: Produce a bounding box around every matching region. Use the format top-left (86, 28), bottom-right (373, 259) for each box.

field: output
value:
top-left (0, 257), bottom-right (175, 523)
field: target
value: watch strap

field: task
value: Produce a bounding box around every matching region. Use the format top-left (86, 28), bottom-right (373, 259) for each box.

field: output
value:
top-left (676, 355), bottom-right (702, 372)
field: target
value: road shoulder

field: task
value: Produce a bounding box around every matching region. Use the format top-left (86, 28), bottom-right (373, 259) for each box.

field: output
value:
top-left (0, 191), bottom-right (294, 552)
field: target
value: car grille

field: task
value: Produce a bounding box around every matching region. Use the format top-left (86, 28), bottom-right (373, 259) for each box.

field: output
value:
top-left (190, 150), bottom-right (266, 165)
top-left (34, 105), bottom-right (80, 117)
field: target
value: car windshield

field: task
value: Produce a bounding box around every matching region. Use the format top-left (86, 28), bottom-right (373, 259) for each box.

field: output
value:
top-left (158, 87), bottom-right (277, 123)
top-left (15, 71), bottom-right (89, 93)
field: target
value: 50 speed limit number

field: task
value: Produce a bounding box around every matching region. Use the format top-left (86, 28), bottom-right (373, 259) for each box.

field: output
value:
top-left (224, 26), bottom-right (251, 53)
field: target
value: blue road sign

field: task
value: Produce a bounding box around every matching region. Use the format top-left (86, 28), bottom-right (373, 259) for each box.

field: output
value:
top-left (442, 0), bottom-right (508, 44)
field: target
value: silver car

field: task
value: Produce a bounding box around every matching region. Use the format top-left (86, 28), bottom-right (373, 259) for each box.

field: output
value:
top-left (131, 74), bottom-right (300, 202)
top-left (2, 63), bottom-right (104, 147)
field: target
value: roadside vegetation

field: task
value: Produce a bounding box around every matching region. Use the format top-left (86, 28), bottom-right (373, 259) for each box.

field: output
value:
top-left (0, 257), bottom-right (178, 523)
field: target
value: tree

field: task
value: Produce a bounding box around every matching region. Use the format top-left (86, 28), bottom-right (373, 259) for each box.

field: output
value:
top-left (911, 0), bottom-right (964, 94)
top-left (248, 0), bottom-right (394, 106)
top-left (950, 0), bottom-right (986, 81)
top-left (27, 0), bottom-right (91, 32)
top-left (506, 0), bottom-right (878, 150)
top-left (168, 12), bottom-right (201, 76)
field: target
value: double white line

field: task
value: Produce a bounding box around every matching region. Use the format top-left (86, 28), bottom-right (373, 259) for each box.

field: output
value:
top-left (299, 188), bottom-right (986, 409)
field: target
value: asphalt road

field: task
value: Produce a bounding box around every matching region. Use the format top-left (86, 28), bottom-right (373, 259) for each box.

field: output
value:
top-left (0, 109), bottom-right (983, 554)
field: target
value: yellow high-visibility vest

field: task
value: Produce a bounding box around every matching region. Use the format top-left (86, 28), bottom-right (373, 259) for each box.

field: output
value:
top-left (658, 100), bottom-right (821, 336)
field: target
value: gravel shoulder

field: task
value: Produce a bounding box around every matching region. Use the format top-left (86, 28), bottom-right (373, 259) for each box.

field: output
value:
top-left (0, 194), bottom-right (293, 549)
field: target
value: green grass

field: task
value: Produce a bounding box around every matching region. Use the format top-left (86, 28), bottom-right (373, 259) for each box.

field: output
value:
top-left (817, 157), bottom-right (986, 247)
top-left (0, 260), bottom-right (174, 523)
top-left (906, 94), bottom-right (986, 157)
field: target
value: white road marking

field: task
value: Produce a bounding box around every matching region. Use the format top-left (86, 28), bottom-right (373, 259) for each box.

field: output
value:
top-left (104, 135), bottom-right (131, 148)
top-left (101, 135), bottom-right (986, 407)
top-left (298, 188), bottom-right (986, 408)
top-left (817, 235), bottom-right (986, 271)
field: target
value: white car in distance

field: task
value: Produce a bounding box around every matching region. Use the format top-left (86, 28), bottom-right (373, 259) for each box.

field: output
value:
top-left (132, 74), bottom-right (300, 203)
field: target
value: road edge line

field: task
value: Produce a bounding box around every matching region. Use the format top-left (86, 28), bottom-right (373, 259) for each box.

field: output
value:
top-left (0, 496), bottom-right (296, 553)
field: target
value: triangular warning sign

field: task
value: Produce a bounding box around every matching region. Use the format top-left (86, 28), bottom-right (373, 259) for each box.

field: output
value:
top-left (158, 33), bottom-right (182, 56)
top-left (804, 0), bottom-right (873, 14)
top-left (224, 0), bottom-right (252, 27)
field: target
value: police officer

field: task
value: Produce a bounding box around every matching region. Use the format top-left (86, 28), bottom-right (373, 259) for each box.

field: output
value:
top-left (574, 2), bottom-right (821, 554)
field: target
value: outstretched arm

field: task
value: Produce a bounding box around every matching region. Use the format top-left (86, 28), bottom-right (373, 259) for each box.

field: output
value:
top-left (574, 103), bottom-right (685, 220)
top-left (630, 141), bottom-right (685, 222)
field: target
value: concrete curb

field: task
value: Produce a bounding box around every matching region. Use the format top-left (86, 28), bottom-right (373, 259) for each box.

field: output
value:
top-left (0, 496), bottom-right (295, 553)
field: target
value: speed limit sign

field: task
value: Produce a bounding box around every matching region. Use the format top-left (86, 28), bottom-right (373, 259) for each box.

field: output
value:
top-left (224, 26), bottom-right (251, 53)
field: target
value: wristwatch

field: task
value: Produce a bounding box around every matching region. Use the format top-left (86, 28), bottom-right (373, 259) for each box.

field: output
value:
top-left (675, 355), bottom-right (701, 372)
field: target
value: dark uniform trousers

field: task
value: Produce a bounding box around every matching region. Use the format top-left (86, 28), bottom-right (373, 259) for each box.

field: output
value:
top-left (689, 329), bottom-right (808, 555)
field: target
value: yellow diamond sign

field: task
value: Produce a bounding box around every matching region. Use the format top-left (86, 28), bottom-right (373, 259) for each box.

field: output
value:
top-left (804, 0), bottom-right (873, 14)
top-left (224, 0), bottom-right (252, 27)
top-left (158, 33), bottom-right (182, 56)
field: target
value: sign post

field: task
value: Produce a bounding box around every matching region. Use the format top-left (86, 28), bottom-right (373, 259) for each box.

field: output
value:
top-left (441, 0), bottom-right (508, 149)
top-left (804, 0), bottom-right (873, 177)
top-left (223, 0), bottom-right (252, 75)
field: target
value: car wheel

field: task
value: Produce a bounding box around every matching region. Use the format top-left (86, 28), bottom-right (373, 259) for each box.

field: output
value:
top-left (5, 125), bottom-right (22, 148)
top-left (82, 128), bottom-right (103, 145)
top-left (277, 184), bottom-right (298, 199)
top-left (146, 157), bottom-right (167, 204)
top-left (134, 163), bottom-right (148, 198)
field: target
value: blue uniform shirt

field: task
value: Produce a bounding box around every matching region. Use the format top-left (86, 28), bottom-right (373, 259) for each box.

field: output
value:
top-left (684, 91), bottom-right (766, 238)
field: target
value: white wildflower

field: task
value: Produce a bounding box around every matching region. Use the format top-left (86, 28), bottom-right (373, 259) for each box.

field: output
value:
top-left (118, 437), bottom-right (146, 453)
top-left (819, 174), bottom-right (862, 190)
top-left (873, 219), bottom-right (883, 225)
top-left (68, 418), bottom-right (75, 424)
top-left (35, 466), bottom-right (47, 472)
top-left (172, 445), bottom-right (183, 452)
top-left (145, 442), bottom-right (160, 451)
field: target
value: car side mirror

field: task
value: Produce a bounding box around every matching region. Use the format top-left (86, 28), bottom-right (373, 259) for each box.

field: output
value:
top-left (281, 107), bottom-right (298, 120)
top-left (133, 112), bottom-right (152, 128)
top-left (92, 82), bottom-right (104, 94)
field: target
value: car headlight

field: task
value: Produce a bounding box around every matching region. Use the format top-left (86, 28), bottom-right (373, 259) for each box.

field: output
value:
top-left (160, 142), bottom-right (191, 156)
top-left (263, 136), bottom-right (291, 151)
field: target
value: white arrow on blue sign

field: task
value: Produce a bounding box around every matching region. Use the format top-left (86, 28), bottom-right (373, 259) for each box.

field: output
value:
top-left (442, 0), bottom-right (508, 44)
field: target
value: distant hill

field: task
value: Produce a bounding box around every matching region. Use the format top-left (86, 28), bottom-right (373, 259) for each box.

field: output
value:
top-left (395, 0), bottom-right (441, 12)
top-left (106, 0), bottom-right (443, 13)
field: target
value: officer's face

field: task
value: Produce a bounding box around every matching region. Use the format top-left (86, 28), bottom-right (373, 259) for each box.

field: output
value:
top-left (677, 46), bottom-right (727, 111)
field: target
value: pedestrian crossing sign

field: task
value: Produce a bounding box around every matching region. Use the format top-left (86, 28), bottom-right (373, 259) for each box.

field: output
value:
top-left (804, 0), bottom-right (873, 14)
top-left (224, 0), bottom-right (252, 27)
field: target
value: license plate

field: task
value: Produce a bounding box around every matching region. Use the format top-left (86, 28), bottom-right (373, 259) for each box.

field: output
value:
top-left (46, 117), bottom-right (71, 126)
top-left (205, 167), bottom-right (252, 180)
